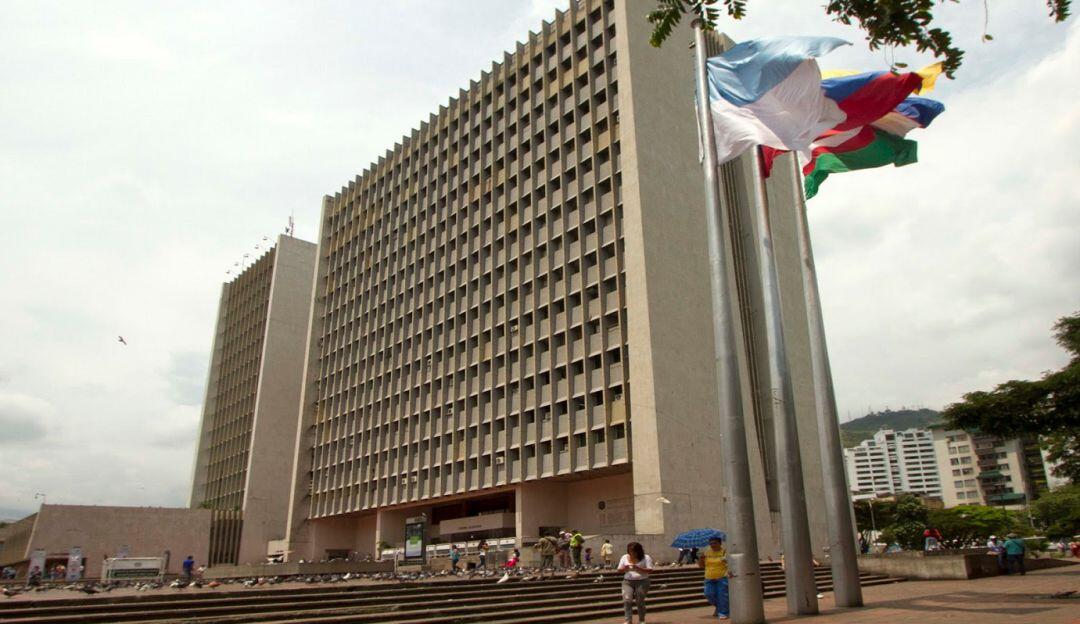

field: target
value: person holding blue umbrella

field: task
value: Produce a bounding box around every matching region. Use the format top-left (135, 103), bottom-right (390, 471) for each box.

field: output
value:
top-left (700, 535), bottom-right (729, 620)
top-left (671, 529), bottom-right (729, 620)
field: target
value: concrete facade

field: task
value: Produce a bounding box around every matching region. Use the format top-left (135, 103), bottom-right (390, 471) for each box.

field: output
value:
top-left (844, 428), bottom-right (942, 501)
top-left (0, 505), bottom-right (210, 579)
top-left (275, 0), bottom-right (836, 564)
top-left (930, 426), bottom-right (1044, 509)
top-left (189, 235), bottom-right (317, 564)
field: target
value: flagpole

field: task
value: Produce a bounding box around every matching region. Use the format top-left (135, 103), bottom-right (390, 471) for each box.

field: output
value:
top-left (790, 155), bottom-right (864, 607)
top-left (749, 147), bottom-right (819, 615)
top-left (692, 21), bottom-right (765, 624)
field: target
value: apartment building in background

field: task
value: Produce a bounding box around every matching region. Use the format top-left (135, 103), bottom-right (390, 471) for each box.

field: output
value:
top-left (279, 0), bottom-right (839, 564)
top-left (189, 235), bottom-right (317, 564)
top-left (930, 425), bottom-right (1052, 509)
top-left (843, 428), bottom-right (942, 501)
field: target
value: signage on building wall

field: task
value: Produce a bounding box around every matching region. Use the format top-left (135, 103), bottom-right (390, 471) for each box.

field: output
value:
top-left (597, 497), bottom-right (635, 532)
top-left (28, 549), bottom-right (46, 576)
top-left (102, 557), bottom-right (164, 581)
top-left (65, 547), bottom-right (83, 582)
top-left (404, 517), bottom-right (426, 562)
top-left (438, 512), bottom-right (514, 536)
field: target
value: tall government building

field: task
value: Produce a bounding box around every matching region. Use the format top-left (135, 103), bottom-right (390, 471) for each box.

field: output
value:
top-left (275, 0), bottom-right (838, 564)
top-left (189, 235), bottom-right (317, 565)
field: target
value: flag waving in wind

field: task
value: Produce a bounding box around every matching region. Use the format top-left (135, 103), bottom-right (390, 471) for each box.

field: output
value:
top-left (706, 36), bottom-right (851, 163)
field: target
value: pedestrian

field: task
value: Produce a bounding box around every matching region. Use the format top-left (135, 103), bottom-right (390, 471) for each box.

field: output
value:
top-left (689, 547), bottom-right (699, 564)
top-left (450, 545), bottom-right (460, 572)
top-left (478, 540), bottom-right (488, 569)
top-left (700, 535), bottom-right (730, 620)
top-left (617, 541), bottom-right (653, 624)
top-left (1003, 533), bottom-right (1026, 575)
top-left (923, 528), bottom-right (941, 552)
top-left (858, 535), bottom-right (869, 554)
top-left (987, 535), bottom-right (1006, 572)
top-left (534, 535), bottom-right (558, 575)
top-left (27, 566), bottom-right (41, 587)
top-left (505, 548), bottom-right (520, 569)
top-left (601, 539), bottom-right (614, 568)
top-left (570, 529), bottom-right (585, 569)
top-left (557, 531), bottom-right (571, 569)
top-left (585, 547), bottom-right (593, 567)
top-left (182, 555), bottom-right (195, 581)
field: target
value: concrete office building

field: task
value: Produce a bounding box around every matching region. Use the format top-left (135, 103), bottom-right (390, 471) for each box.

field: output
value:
top-left (843, 428), bottom-right (942, 501)
top-left (279, 0), bottom-right (838, 563)
top-left (189, 235), bottom-right (317, 564)
top-left (930, 426), bottom-right (1051, 509)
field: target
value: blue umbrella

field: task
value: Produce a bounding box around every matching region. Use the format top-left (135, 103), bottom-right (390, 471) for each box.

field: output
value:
top-left (671, 528), bottom-right (727, 549)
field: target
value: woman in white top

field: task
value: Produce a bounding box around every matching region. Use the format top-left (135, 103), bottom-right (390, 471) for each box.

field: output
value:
top-left (617, 541), bottom-right (653, 624)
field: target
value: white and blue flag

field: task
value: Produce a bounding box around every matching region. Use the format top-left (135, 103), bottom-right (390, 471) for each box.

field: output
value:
top-left (707, 36), bottom-right (850, 163)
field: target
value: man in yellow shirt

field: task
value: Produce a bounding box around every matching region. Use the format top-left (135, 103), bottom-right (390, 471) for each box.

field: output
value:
top-left (698, 536), bottom-right (729, 620)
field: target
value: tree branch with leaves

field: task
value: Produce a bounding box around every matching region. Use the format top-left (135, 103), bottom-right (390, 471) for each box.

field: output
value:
top-left (646, 0), bottom-right (1072, 76)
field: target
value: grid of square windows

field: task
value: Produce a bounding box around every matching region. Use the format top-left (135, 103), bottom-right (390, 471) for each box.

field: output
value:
top-left (306, 0), bottom-right (629, 518)
top-left (202, 248), bottom-right (276, 510)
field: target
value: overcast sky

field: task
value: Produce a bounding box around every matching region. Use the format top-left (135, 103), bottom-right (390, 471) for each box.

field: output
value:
top-left (1, 1), bottom-right (1077, 519)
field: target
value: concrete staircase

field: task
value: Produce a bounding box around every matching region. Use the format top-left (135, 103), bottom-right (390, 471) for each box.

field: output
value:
top-left (0, 563), bottom-right (904, 624)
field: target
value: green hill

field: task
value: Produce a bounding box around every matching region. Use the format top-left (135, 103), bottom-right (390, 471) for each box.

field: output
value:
top-left (839, 408), bottom-right (943, 448)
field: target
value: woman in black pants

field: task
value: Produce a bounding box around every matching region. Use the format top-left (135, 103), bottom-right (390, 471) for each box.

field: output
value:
top-left (617, 542), bottom-right (654, 624)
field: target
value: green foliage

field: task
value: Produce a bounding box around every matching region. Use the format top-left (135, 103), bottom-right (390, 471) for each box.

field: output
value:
top-left (886, 494), bottom-right (930, 549)
top-left (943, 312), bottom-right (1080, 484)
top-left (1031, 484), bottom-right (1080, 537)
top-left (646, 0), bottom-right (1072, 76)
top-left (646, 0), bottom-right (746, 48)
top-left (853, 498), bottom-right (897, 534)
top-left (840, 408), bottom-right (942, 448)
top-left (928, 505), bottom-right (1024, 541)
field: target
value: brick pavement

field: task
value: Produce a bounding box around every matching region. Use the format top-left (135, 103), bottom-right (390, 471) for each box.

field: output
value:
top-left (578, 565), bottom-right (1080, 623)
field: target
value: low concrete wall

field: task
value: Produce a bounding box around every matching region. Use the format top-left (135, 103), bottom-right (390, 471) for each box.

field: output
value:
top-left (204, 560), bottom-right (392, 579)
top-left (858, 552), bottom-right (1077, 580)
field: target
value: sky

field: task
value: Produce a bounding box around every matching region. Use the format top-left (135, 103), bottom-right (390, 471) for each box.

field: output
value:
top-left (1, 0), bottom-right (1077, 519)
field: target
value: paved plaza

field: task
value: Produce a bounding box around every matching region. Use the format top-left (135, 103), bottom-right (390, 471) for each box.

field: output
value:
top-left (582, 566), bottom-right (1080, 623)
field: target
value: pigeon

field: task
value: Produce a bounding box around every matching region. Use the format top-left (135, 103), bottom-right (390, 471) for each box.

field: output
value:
top-left (593, 575), bottom-right (604, 584)
top-left (79, 586), bottom-right (99, 595)
top-left (118, 336), bottom-right (127, 346)
top-left (497, 572), bottom-right (510, 584)
top-left (207, 581), bottom-right (221, 588)
top-left (2, 588), bottom-right (22, 598)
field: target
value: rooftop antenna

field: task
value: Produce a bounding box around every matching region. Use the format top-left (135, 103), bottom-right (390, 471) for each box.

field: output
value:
top-left (287, 213), bottom-right (295, 237)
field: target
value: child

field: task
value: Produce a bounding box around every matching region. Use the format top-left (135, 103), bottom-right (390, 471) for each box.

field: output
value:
top-left (584, 547), bottom-right (593, 567)
top-left (600, 539), bottom-right (614, 568)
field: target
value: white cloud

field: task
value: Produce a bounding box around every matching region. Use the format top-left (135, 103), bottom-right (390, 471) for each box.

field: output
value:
top-left (0, 393), bottom-right (52, 444)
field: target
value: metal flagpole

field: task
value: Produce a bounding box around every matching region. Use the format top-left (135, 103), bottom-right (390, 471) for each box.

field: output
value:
top-left (790, 156), bottom-right (864, 607)
top-left (748, 147), bottom-right (819, 615)
top-left (692, 21), bottom-right (765, 624)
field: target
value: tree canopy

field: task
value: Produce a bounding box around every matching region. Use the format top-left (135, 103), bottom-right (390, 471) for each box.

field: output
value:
top-left (646, 0), bottom-right (1072, 76)
top-left (928, 505), bottom-right (1024, 541)
top-left (943, 312), bottom-right (1080, 483)
top-left (1031, 483), bottom-right (1080, 537)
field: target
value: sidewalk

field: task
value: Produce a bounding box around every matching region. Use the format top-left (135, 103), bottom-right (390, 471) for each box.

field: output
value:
top-left (579, 565), bottom-right (1080, 623)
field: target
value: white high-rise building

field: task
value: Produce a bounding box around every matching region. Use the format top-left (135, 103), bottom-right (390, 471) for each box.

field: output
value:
top-left (844, 428), bottom-right (942, 501)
